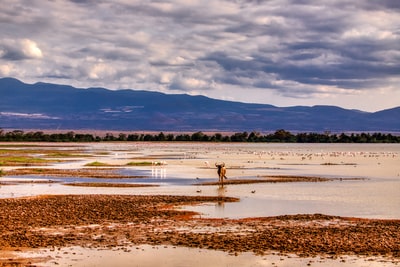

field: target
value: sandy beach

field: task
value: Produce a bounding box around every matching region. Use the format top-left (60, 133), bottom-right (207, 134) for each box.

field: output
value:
top-left (0, 142), bottom-right (399, 266)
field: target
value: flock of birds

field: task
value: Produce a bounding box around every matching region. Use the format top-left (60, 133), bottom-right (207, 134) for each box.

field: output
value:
top-left (148, 150), bottom-right (399, 195)
top-left (251, 150), bottom-right (399, 160)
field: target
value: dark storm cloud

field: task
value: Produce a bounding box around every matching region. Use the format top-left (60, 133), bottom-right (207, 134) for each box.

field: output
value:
top-left (0, 45), bottom-right (28, 60)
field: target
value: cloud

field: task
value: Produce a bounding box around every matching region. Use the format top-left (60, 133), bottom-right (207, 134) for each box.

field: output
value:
top-left (22, 39), bottom-right (43, 58)
top-left (0, 0), bottom-right (399, 111)
top-left (87, 60), bottom-right (117, 80)
top-left (0, 39), bottom-right (43, 60)
top-left (0, 64), bottom-right (12, 76)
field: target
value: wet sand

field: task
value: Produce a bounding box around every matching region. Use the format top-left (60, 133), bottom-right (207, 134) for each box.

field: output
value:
top-left (0, 194), bottom-right (399, 266)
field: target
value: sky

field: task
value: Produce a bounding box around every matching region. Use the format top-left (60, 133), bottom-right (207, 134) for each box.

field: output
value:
top-left (1, 0), bottom-right (399, 112)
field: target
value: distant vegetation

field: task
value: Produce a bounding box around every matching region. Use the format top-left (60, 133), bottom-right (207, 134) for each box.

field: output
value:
top-left (0, 129), bottom-right (399, 143)
top-left (126, 161), bottom-right (153, 166)
top-left (84, 161), bottom-right (111, 167)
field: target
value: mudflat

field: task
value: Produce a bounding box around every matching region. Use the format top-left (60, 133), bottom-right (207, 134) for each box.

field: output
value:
top-left (0, 194), bottom-right (399, 266)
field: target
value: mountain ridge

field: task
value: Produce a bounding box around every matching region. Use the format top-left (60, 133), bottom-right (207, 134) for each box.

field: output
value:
top-left (1, 77), bottom-right (399, 132)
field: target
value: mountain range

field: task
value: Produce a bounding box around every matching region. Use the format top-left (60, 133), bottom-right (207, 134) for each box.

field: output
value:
top-left (1, 77), bottom-right (399, 132)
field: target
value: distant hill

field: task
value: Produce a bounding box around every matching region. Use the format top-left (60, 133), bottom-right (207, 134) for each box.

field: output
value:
top-left (0, 77), bottom-right (399, 132)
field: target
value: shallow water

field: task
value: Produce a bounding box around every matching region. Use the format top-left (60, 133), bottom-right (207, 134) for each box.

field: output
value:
top-left (185, 179), bottom-right (400, 219)
top-left (1, 142), bottom-right (399, 266)
top-left (1, 142), bottom-right (399, 219)
top-left (5, 245), bottom-right (397, 267)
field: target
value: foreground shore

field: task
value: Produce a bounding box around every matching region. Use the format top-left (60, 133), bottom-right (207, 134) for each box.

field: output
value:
top-left (0, 195), bottom-right (399, 266)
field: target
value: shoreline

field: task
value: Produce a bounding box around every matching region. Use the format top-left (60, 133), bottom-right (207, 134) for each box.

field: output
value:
top-left (0, 194), bottom-right (399, 265)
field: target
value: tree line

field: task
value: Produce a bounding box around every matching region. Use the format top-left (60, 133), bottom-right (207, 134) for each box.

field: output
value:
top-left (0, 129), bottom-right (399, 143)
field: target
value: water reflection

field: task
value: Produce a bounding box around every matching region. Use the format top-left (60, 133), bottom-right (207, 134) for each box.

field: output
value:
top-left (151, 166), bottom-right (167, 178)
top-left (215, 185), bottom-right (227, 213)
top-left (17, 245), bottom-right (397, 267)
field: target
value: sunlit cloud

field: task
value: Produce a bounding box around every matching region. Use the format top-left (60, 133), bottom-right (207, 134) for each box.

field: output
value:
top-left (0, 39), bottom-right (42, 60)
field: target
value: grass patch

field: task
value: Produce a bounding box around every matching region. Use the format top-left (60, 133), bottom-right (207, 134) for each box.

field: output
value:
top-left (0, 149), bottom-right (28, 155)
top-left (0, 156), bottom-right (51, 166)
top-left (45, 152), bottom-right (90, 158)
top-left (96, 152), bottom-right (110, 155)
top-left (126, 161), bottom-right (153, 166)
top-left (0, 148), bottom-right (73, 165)
top-left (84, 161), bottom-right (111, 167)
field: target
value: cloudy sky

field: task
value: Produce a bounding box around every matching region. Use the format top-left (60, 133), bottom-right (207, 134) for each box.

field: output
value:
top-left (1, 0), bottom-right (399, 112)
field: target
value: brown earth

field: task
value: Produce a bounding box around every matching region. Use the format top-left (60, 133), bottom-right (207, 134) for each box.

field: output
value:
top-left (0, 195), bottom-right (399, 266)
top-left (4, 168), bottom-right (148, 179)
top-left (196, 175), bottom-right (365, 185)
top-left (63, 182), bottom-right (159, 187)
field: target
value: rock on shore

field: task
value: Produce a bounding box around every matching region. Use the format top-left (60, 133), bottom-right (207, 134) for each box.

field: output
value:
top-left (0, 195), bottom-right (399, 261)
